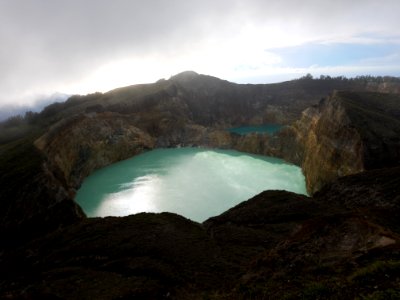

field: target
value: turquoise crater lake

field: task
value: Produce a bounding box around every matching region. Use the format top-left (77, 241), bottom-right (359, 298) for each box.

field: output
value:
top-left (75, 148), bottom-right (307, 222)
top-left (227, 124), bottom-right (283, 135)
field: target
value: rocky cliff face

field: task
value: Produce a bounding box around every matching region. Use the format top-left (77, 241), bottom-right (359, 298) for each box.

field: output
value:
top-left (366, 80), bottom-right (400, 94)
top-left (33, 111), bottom-right (241, 192)
top-left (222, 90), bottom-right (400, 194)
top-left (261, 91), bottom-right (400, 194)
top-left (33, 89), bottom-right (400, 196)
top-left (34, 112), bottom-right (156, 189)
top-left (292, 93), bottom-right (365, 193)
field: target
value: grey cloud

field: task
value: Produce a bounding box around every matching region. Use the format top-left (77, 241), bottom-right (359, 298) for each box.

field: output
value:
top-left (0, 1), bottom-right (239, 97)
top-left (0, 0), bottom-right (399, 105)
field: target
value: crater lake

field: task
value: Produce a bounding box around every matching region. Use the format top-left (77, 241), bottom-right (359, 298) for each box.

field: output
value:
top-left (75, 148), bottom-right (307, 222)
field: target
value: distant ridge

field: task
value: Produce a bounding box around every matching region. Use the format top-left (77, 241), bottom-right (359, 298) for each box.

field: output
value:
top-left (0, 93), bottom-right (70, 121)
top-left (169, 70), bottom-right (199, 80)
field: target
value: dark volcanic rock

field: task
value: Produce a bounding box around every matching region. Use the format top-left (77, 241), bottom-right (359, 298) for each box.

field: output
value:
top-left (0, 213), bottom-right (229, 299)
top-left (203, 191), bottom-right (326, 273)
top-left (0, 139), bottom-right (84, 247)
top-left (236, 168), bottom-right (400, 299)
top-left (1, 168), bottom-right (400, 299)
top-left (314, 166), bottom-right (400, 233)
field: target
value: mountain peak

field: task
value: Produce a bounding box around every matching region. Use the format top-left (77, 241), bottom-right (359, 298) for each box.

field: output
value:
top-left (169, 71), bottom-right (199, 81)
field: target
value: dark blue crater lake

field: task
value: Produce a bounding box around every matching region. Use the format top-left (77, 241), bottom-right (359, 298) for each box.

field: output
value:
top-left (228, 124), bottom-right (283, 135)
top-left (75, 148), bottom-right (306, 222)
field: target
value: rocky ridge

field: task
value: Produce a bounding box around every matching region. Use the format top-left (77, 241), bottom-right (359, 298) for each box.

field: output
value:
top-left (1, 73), bottom-right (399, 237)
top-left (1, 73), bottom-right (399, 238)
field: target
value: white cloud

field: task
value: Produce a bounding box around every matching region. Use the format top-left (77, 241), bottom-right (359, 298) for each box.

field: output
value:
top-left (0, 0), bottom-right (399, 106)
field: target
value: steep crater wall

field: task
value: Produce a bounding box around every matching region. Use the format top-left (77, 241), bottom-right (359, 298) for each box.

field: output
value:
top-left (33, 91), bottom-right (400, 201)
top-left (34, 113), bottom-right (156, 189)
top-left (34, 112), bottom-right (241, 192)
top-left (290, 95), bottom-right (365, 193)
top-left (274, 91), bottom-right (400, 193)
top-left (2, 73), bottom-right (400, 247)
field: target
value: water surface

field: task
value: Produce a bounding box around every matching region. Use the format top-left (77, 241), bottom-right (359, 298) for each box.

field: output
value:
top-left (75, 148), bottom-right (306, 222)
top-left (228, 124), bottom-right (283, 135)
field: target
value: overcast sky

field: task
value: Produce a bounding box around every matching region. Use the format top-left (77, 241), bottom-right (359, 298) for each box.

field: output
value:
top-left (0, 0), bottom-right (399, 107)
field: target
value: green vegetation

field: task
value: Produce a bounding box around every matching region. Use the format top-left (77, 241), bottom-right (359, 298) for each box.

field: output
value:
top-left (0, 113), bottom-right (39, 145)
top-left (299, 282), bottom-right (331, 299)
top-left (1, 73), bottom-right (398, 146)
top-left (38, 92), bottom-right (103, 121)
top-left (349, 260), bottom-right (400, 284)
top-left (298, 74), bottom-right (400, 83)
top-left (0, 92), bottom-right (104, 145)
top-left (358, 289), bottom-right (400, 300)
top-left (0, 137), bottom-right (45, 220)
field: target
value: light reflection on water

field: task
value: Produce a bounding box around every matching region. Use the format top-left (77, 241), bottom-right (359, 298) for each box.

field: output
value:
top-left (97, 174), bottom-right (161, 217)
top-left (75, 148), bottom-right (307, 222)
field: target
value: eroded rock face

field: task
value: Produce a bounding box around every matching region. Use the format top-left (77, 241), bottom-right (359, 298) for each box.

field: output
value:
top-left (295, 95), bottom-right (364, 193)
top-left (270, 91), bottom-right (400, 194)
top-left (34, 112), bottom-right (243, 192)
top-left (366, 81), bottom-right (400, 94)
top-left (35, 112), bottom-right (156, 189)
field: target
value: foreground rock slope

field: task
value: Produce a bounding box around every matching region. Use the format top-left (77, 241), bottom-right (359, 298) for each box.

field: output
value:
top-left (1, 167), bottom-right (399, 299)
